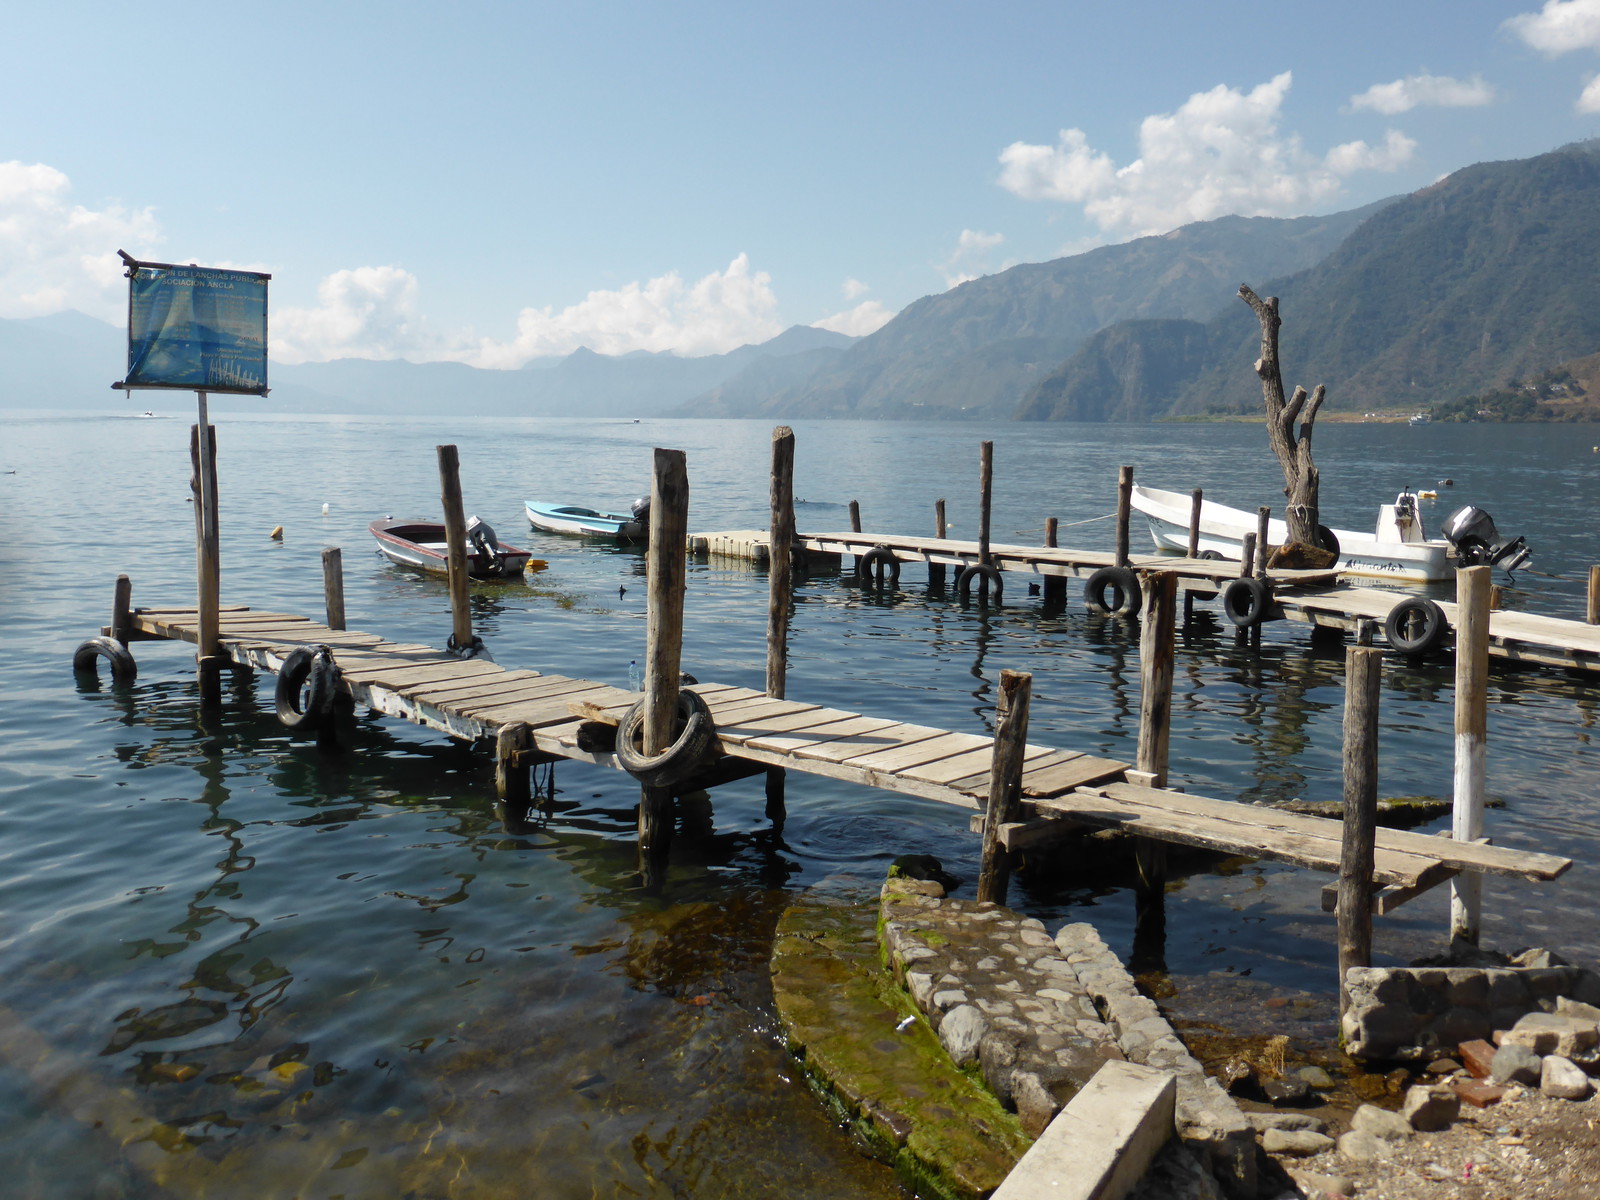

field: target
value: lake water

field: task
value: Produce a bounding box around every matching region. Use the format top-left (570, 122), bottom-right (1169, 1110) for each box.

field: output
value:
top-left (2, 411), bottom-right (1599, 1198)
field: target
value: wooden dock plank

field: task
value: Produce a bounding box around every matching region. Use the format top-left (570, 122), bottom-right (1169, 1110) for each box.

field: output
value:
top-left (846, 731), bottom-right (993, 773)
top-left (349, 660), bottom-right (506, 689)
top-left (478, 684), bottom-right (635, 727)
top-left (1032, 788), bottom-right (1442, 888)
top-left (461, 679), bottom-right (619, 720)
top-left (1094, 782), bottom-right (1571, 881)
top-left (401, 670), bottom-right (548, 701)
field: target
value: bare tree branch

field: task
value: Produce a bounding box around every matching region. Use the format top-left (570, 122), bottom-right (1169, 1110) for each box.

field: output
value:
top-left (1240, 284), bottom-right (1324, 547)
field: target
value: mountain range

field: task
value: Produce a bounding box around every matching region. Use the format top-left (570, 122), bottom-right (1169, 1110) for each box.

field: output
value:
top-left (6, 141), bottom-right (1599, 422)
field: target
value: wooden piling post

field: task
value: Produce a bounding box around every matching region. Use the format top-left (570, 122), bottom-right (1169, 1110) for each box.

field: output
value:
top-left (639, 448), bottom-right (690, 878)
top-left (322, 547), bottom-right (346, 631)
top-left (765, 427), bottom-right (795, 826)
top-left (1115, 465), bottom-right (1133, 569)
top-left (1256, 507), bottom-right (1271, 576)
top-left (436, 445), bottom-right (474, 653)
top-left (1132, 572), bottom-right (1177, 964)
top-left (495, 722), bottom-right (532, 805)
top-left (849, 499), bottom-right (861, 533)
top-left (1184, 490), bottom-right (1202, 626)
top-left (1240, 533), bottom-right (1256, 579)
top-left (1043, 517), bottom-right (1066, 605)
top-left (111, 574), bottom-right (133, 646)
top-left (1339, 646), bottom-right (1382, 1022)
top-left (978, 440), bottom-right (994, 566)
top-left (977, 670), bottom-right (1032, 905)
top-left (190, 417), bottom-right (222, 704)
top-left (1452, 565), bottom-right (1492, 947)
top-left (930, 499), bottom-right (947, 589)
top-left (1588, 565), bottom-right (1600, 625)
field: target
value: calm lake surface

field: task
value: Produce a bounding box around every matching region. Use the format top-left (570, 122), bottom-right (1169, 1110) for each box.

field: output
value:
top-left (2, 411), bottom-right (1599, 1198)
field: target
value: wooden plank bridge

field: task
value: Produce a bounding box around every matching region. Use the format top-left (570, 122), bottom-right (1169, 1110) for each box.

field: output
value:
top-left (114, 599), bottom-right (1569, 914)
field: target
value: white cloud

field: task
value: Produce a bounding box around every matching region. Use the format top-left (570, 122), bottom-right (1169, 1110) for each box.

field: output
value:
top-left (474, 253), bottom-right (783, 366)
top-left (1506, 0), bottom-right (1600, 54)
top-left (272, 266), bottom-right (444, 364)
top-left (814, 299), bottom-right (893, 337)
top-left (941, 228), bottom-right (1006, 288)
top-left (1581, 73), bottom-right (1600, 110)
top-left (0, 161), bottom-right (159, 320)
top-left (1349, 74), bottom-right (1496, 114)
top-left (998, 73), bottom-right (1416, 237)
top-left (842, 277), bottom-right (870, 300)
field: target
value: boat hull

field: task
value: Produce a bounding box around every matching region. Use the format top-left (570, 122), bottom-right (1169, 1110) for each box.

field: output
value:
top-left (1131, 486), bottom-right (1451, 583)
top-left (525, 501), bottom-right (646, 541)
top-left (369, 519), bottom-right (534, 579)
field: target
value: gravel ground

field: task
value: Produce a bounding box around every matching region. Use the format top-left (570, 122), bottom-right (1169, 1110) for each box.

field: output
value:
top-left (1265, 1087), bottom-right (1600, 1199)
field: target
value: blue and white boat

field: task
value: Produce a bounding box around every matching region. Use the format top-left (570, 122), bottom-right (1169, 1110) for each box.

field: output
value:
top-left (525, 500), bottom-right (648, 541)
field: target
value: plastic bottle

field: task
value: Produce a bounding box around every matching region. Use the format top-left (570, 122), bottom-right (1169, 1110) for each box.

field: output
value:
top-left (628, 660), bottom-right (641, 691)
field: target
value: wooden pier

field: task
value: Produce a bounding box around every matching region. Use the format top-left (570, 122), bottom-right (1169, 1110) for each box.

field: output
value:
top-left (694, 529), bottom-right (1600, 674)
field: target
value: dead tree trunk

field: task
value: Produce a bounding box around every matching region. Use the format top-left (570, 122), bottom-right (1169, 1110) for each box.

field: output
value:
top-left (1239, 284), bottom-right (1323, 548)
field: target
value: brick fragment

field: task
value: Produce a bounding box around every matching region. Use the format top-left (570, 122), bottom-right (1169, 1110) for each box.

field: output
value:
top-left (1458, 1039), bottom-right (1497, 1080)
top-left (1452, 1079), bottom-right (1507, 1108)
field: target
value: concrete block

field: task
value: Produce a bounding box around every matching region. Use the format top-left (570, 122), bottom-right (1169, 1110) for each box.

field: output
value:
top-left (992, 1060), bottom-right (1177, 1200)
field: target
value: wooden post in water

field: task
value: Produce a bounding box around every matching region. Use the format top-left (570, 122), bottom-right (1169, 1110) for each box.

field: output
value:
top-left (1451, 565), bottom-right (1492, 947)
top-left (1255, 507), bottom-right (1271, 576)
top-left (1131, 572), bottom-right (1177, 967)
top-left (1588, 565), bottom-right (1600, 625)
top-left (978, 440), bottom-right (994, 566)
top-left (765, 427), bottom-right (795, 825)
top-left (436, 445), bottom-right (474, 653)
top-left (1184, 490), bottom-right (1202, 626)
top-left (322, 547), bottom-right (346, 631)
top-left (1043, 516), bottom-right (1066, 605)
top-left (977, 670), bottom-right (1032, 905)
top-left (930, 499), bottom-right (947, 589)
top-left (111, 574), bottom-right (133, 646)
top-left (1338, 646), bottom-right (1382, 1023)
top-left (639, 448), bottom-right (690, 880)
top-left (1240, 533), bottom-right (1256, 579)
top-left (1115, 466), bottom-right (1133, 569)
top-left (189, 414), bottom-right (222, 704)
top-left (495, 721), bottom-right (532, 805)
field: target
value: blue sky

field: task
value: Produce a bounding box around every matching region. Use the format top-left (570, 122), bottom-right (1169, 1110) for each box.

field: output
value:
top-left (6, 0), bottom-right (1600, 366)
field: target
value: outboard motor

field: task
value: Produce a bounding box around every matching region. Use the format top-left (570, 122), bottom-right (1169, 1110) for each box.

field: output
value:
top-left (1441, 506), bottom-right (1532, 574)
top-left (466, 515), bottom-right (503, 573)
top-left (628, 495), bottom-right (651, 541)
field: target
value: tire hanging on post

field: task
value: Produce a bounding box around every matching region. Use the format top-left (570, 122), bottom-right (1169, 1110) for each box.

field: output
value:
top-left (1384, 597), bottom-right (1449, 657)
top-left (956, 562), bottom-right (1003, 603)
top-left (72, 636), bottom-right (137, 684)
top-left (1222, 577), bottom-right (1272, 628)
top-left (275, 645), bottom-right (342, 730)
top-left (615, 688), bottom-right (717, 790)
top-left (1083, 566), bottom-right (1140, 617)
top-left (855, 545), bottom-right (900, 587)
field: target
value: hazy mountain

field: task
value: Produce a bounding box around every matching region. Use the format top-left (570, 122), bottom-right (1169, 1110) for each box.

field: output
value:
top-left (0, 316), bottom-right (856, 415)
top-left (1022, 140), bottom-right (1600, 421)
top-left (686, 201), bottom-right (1392, 420)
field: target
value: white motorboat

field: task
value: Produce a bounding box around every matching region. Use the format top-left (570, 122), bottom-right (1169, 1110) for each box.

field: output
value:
top-left (1130, 485), bottom-right (1530, 583)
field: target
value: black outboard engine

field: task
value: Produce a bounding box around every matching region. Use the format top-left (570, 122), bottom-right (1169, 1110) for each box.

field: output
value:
top-left (1441, 506), bottom-right (1532, 574)
top-left (466, 515), bottom-right (502, 572)
top-left (628, 495), bottom-right (651, 541)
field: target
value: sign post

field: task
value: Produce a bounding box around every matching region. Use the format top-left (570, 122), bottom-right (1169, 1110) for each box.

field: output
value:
top-left (113, 251), bottom-right (271, 704)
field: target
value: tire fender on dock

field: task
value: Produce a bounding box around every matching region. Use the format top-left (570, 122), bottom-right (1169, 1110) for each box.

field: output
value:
top-left (276, 645), bottom-right (341, 729)
top-left (72, 636), bottom-right (137, 684)
top-left (1384, 597), bottom-right (1450, 657)
top-left (1222, 577), bottom-right (1272, 628)
top-left (615, 689), bottom-right (717, 789)
top-left (1084, 566), bottom-right (1140, 617)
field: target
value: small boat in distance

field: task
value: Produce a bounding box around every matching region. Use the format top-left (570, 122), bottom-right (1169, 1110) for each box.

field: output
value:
top-left (370, 516), bottom-right (541, 579)
top-left (1409, 412), bottom-right (1432, 425)
top-left (1130, 485), bottom-right (1531, 582)
top-left (525, 499), bottom-right (648, 542)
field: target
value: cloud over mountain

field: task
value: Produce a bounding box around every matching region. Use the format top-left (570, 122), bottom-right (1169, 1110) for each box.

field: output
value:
top-left (997, 73), bottom-right (1415, 236)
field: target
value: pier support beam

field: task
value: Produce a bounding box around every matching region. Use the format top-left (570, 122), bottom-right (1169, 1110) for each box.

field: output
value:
top-left (1042, 517), bottom-right (1066, 607)
top-left (1451, 565), bottom-right (1492, 947)
top-left (1115, 465), bottom-right (1133, 569)
top-left (437, 445), bottom-right (475, 655)
top-left (190, 415), bottom-right (222, 705)
top-left (977, 670), bottom-right (1032, 905)
top-left (1132, 571), bottom-right (1177, 969)
top-left (322, 547), bottom-right (346, 631)
top-left (1339, 646), bottom-right (1382, 1022)
top-left (111, 574), bottom-right (133, 646)
top-left (1183, 489), bottom-right (1202, 627)
top-left (495, 722), bottom-right (532, 806)
top-left (929, 499), bottom-right (947, 590)
top-left (639, 447), bottom-right (690, 886)
top-left (765, 426), bottom-right (795, 828)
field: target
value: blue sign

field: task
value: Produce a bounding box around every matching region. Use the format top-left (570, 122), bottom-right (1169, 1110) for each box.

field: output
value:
top-left (122, 262), bottom-right (270, 394)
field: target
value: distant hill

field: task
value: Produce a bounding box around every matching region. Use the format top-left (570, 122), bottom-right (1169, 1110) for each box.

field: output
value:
top-left (682, 202), bottom-right (1391, 419)
top-left (0, 315), bottom-right (855, 415)
top-left (1022, 140), bottom-right (1600, 421)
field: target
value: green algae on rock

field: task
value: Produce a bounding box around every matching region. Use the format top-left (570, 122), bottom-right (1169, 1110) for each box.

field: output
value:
top-left (771, 885), bottom-right (1031, 1200)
